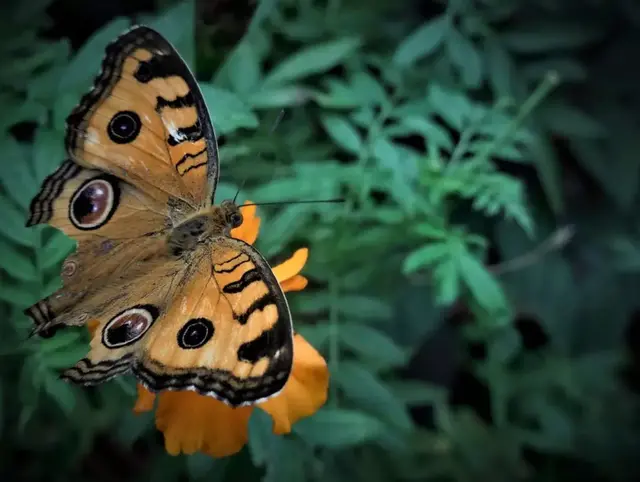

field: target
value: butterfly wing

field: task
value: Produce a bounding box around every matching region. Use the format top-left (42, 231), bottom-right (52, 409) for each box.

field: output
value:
top-left (25, 25), bottom-right (220, 341)
top-left (66, 25), bottom-right (219, 209)
top-left (25, 160), bottom-right (173, 335)
top-left (132, 236), bottom-right (294, 407)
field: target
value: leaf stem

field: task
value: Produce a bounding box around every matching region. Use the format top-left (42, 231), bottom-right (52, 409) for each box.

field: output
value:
top-left (477, 71), bottom-right (560, 164)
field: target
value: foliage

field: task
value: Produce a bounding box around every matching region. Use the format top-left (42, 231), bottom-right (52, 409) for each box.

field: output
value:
top-left (1, 0), bottom-right (640, 481)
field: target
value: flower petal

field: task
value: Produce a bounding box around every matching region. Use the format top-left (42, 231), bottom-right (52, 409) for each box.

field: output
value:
top-left (87, 319), bottom-right (100, 337)
top-left (231, 201), bottom-right (260, 245)
top-left (155, 390), bottom-right (253, 457)
top-left (258, 334), bottom-right (328, 434)
top-left (133, 384), bottom-right (156, 414)
top-left (280, 275), bottom-right (308, 293)
top-left (272, 248), bottom-right (309, 283)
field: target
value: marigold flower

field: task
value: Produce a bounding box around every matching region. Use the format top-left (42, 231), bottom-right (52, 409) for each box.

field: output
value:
top-left (130, 201), bottom-right (329, 457)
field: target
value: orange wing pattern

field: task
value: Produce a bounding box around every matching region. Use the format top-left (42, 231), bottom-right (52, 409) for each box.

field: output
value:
top-left (65, 26), bottom-right (219, 209)
top-left (135, 237), bottom-right (294, 407)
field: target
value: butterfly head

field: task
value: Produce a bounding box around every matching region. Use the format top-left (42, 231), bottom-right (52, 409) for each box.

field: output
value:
top-left (220, 199), bottom-right (243, 229)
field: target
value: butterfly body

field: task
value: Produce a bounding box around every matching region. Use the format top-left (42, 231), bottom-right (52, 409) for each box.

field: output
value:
top-left (24, 26), bottom-right (294, 407)
top-left (167, 201), bottom-right (243, 257)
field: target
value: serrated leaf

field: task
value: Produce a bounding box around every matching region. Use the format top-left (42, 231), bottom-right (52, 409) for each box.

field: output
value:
top-left (393, 15), bottom-right (449, 67)
top-left (321, 115), bottom-right (362, 154)
top-left (293, 408), bottom-right (386, 448)
top-left (263, 37), bottom-right (361, 86)
top-left (334, 361), bottom-right (413, 431)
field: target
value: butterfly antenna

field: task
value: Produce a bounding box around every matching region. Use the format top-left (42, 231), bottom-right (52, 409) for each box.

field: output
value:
top-left (232, 109), bottom-right (287, 205)
top-left (240, 198), bottom-right (345, 208)
top-left (232, 180), bottom-right (246, 204)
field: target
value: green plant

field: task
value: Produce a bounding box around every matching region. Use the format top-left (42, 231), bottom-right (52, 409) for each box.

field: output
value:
top-left (1, 0), bottom-right (639, 481)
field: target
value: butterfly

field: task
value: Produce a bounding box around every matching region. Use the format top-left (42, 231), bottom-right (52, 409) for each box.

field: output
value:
top-left (24, 26), bottom-right (293, 407)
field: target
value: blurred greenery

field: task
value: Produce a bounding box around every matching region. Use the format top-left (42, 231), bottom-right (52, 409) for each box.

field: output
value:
top-left (1, 0), bottom-right (640, 480)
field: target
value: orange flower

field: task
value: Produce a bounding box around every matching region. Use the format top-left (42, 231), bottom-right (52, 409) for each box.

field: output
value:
top-left (132, 201), bottom-right (329, 458)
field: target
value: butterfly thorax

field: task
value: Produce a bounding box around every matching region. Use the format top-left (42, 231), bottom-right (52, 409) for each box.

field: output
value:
top-left (167, 200), bottom-right (243, 257)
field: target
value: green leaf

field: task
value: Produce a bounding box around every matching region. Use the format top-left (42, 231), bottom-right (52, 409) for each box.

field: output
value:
top-left (218, 41), bottom-right (261, 95)
top-left (541, 102), bottom-right (607, 138)
top-left (386, 380), bottom-right (447, 407)
top-left (392, 15), bottom-right (449, 67)
top-left (403, 242), bottom-right (449, 274)
top-left (335, 295), bottom-right (393, 322)
top-left (484, 36), bottom-right (515, 97)
top-left (296, 323), bottom-right (332, 349)
top-left (40, 232), bottom-right (75, 271)
top-left (293, 408), bottom-right (386, 448)
top-left (199, 85), bottom-right (258, 135)
top-left (446, 28), bottom-right (483, 88)
top-left (248, 85), bottom-right (310, 108)
top-left (457, 249), bottom-right (508, 314)
top-left (263, 439), bottom-right (308, 482)
top-left (262, 37), bottom-right (361, 86)
top-left (184, 455), bottom-right (215, 479)
top-left (148, 1), bottom-right (194, 64)
top-left (502, 23), bottom-right (601, 53)
top-left (393, 116), bottom-right (454, 151)
top-left (0, 137), bottom-right (37, 210)
top-left (0, 193), bottom-right (34, 247)
top-left (43, 376), bottom-right (76, 416)
top-left (339, 323), bottom-right (407, 368)
top-left (32, 129), bottom-right (66, 182)
top-left (0, 237), bottom-right (37, 281)
top-left (333, 361), bottom-right (413, 431)
top-left (320, 115), bottom-right (362, 154)
top-left (116, 409), bottom-right (155, 447)
top-left (426, 83), bottom-right (472, 131)
top-left (248, 409), bottom-right (277, 467)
